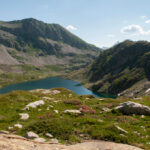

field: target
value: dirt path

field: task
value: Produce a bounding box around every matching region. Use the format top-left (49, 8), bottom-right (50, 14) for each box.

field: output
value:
top-left (0, 134), bottom-right (143, 150)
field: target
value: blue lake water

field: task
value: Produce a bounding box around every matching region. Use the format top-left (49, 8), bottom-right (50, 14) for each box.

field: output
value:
top-left (0, 77), bottom-right (112, 97)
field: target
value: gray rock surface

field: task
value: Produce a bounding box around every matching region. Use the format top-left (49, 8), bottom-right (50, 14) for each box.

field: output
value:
top-left (115, 101), bottom-right (150, 115)
top-left (24, 100), bottom-right (45, 109)
top-left (34, 138), bottom-right (46, 142)
top-left (25, 131), bottom-right (39, 139)
top-left (0, 133), bottom-right (143, 150)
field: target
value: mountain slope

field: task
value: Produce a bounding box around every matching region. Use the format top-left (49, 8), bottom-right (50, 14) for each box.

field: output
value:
top-left (0, 18), bottom-right (100, 67)
top-left (82, 40), bottom-right (150, 97)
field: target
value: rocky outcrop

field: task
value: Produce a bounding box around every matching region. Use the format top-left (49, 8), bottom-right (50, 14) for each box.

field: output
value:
top-left (115, 101), bottom-right (150, 115)
top-left (0, 133), bottom-right (142, 150)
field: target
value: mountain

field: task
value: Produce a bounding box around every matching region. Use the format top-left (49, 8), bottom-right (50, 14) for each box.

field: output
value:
top-left (0, 18), bottom-right (100, 67)
top-left (78, 40), bottom-right (150, 97)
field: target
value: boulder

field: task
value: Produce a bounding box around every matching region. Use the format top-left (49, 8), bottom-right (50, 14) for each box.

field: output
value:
top-left (19, 113), bottom-right (29, 120)
top-left (24, 100), bottom-right (45, 109)
top-left (63, 109), bottom-right (81, 114)
top-left (115, 101), bottom-right (150, 115)
top-left (45, 133), bottom-right (53, 138)
top-left (25, 131), bottom-right (39, 139)
top-left (8, 127), bottom-right (13, 130)
top-left (54, 110), bottom-right (59, 114)
top-left (14, 124), bottom-right (22, 129)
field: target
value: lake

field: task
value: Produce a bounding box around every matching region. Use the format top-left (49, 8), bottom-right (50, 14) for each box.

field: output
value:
top-left (0, 77), bottom-right (112, 98)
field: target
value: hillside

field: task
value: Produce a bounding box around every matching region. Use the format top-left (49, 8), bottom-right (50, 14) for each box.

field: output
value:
top-left (71, 40), bottom-right (150, 97)
top-left (0, 88), bottom-right (149, 149)
top-left (0, 18), bottom-right (100, 67)
top-left (0, 18), bottom-right (100, 87)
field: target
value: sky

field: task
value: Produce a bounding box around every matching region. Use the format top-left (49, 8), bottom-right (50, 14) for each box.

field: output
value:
top-left (0, 0), bottom-right (150, 48)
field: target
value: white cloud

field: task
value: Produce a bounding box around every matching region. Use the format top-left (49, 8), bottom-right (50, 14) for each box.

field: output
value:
top-left (66, 25), bottom-right (77, 30)
top-left (107, 34), bottom-right (115, 38)
top-left (140, 16), bottom-right (147, 20)
top-left (145, 20), bottom-right (150, 24)
top-left (121, 24), bottom-right (150, 35)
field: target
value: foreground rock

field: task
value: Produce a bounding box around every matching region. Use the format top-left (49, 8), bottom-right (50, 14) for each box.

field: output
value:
top-left (34, 138), bottom-right (46, 142)
top-left (0, 133), bottom-right (142, 150)
top-left (115, 101), bottom-right (150, 115)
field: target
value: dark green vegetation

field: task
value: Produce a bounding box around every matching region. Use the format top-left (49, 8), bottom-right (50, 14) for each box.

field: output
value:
top-left (0, 88), bottom-right (150, 149)
top-left (72, 40), bottom-right (150, 97)
top-left (0, 18), bottom-right (100, 87)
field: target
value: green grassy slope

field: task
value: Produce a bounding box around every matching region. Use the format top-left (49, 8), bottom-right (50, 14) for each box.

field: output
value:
top-left (0, 88), bottom-right (150, 149)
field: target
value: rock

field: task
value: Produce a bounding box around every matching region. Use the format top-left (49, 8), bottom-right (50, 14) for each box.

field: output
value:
top-left (54, 110), bottom-right (59, 114)
top-left (19, 113), bottom-right (29, 120)
top-left (99, 99), bottom-right (104, 101)
top-left (8, 127), bottom-right (13, 130)
top-left (24, 100), bottom-right (45, 109)
top-left (0, 133), bottom-right (143, 150)
top-left (115, 125), bottom-right (128, 134)
top-left (141, 115), bottom-right (145, 118)
top-left (101, 107), bottom-right (111, 112)
top-left (0, 130), bottom-right (9, 134)
top-left (34, 138), bottom-right (46, 142)
top-left (50, 138), bottom-right (59, 144)
top-left (25, 131), bottom-right (39, 139)
top-left (14, 124), bottom-right (22, 129)
top-left (115, 101), bottom-right (150, 115)
top-left (145, 88), bottom-right (150, 93)
top-left (45, 133), bottom-right (53, 138)
top-left (63, 109), bottom-right (81, 114)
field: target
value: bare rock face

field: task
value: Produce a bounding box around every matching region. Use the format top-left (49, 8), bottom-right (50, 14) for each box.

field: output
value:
top-left (115, 101), bottom-right (150, 115)
top-left (0, 133), bottom-right (143, 150)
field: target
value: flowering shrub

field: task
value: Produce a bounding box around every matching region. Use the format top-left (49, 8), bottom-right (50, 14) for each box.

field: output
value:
top-left (80, 105), bottom-right (96, 114)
